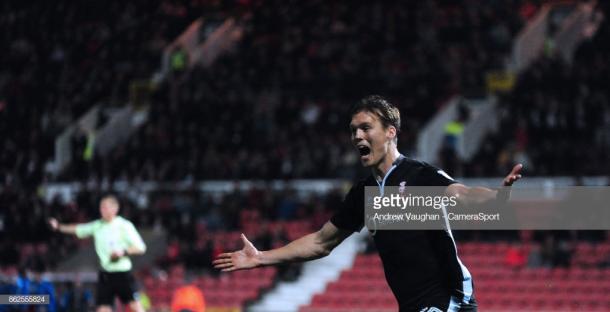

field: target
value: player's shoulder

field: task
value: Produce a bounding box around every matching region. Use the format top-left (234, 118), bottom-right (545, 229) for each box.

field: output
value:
top-left (400, 157), bottom-right (438, 170)
top-left (397, 157), bottom-right (457, 184)
top-left (89, 219), bottom-right (104, 226)
top-left (392, 157), bottom-right (435, 177)
top-left (81, 219), bottom-right (101, 231)
top-left (115, 216), bottom-right (135, 226)
top-left (344, 176), bottom-right (376, 195)
top-left (400, 157), bottom-right (452, 177)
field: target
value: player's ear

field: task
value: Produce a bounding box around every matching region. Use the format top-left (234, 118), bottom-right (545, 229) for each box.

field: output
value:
top-left (387, 126), bottom-right (397, 141)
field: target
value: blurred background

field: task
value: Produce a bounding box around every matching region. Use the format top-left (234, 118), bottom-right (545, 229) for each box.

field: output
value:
top-left (1, 0), bottom-right (609, 311)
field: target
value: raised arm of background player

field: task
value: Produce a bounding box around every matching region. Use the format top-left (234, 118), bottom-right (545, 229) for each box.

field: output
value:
top-left (48, 218), bottom-right (78, 235)
top-left (213, 164), bottom-right (523, 272)
top-left (48, 218), bottom-right (146, 259)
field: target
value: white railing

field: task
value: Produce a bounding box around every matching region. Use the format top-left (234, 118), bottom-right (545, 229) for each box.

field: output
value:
top-left (195, 18), bottom-right (244, 67)
top-left (155, 18), bottom-right (204, 82)
top-left (52, 105), bottom-right (101, 176)
top-left (155, 17), bottom-right (244, 82)
top-left (94, 106), bottom-right (148, 157)
top-left (510, 4), bottom-right (552, 73)
top-left (555, 1), bottom-right (603, 63)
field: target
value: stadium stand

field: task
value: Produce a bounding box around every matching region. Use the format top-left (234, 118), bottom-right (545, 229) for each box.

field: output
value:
top-left (84, 0), bottom-right (526, 181)
top-left (465, 2), bottom-right (610, 176)
top-left (300, 241), bottom-right (610, 312)
top-left (145, 255), bottom-right (278, 310)
top-left (1, 0), bottom-right (191, 188)
top-left (131, 186), bottom-right (342, 310)
top-left (0, 0), bottom-right (208, 270)
top-left (0, 0), bottom-right (216, 288)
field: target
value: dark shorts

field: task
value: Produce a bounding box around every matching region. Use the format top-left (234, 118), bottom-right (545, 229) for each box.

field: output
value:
top-left (96, 271), bottom-right (139, 306)
top-left (401, 296), bottom-right (478, 312)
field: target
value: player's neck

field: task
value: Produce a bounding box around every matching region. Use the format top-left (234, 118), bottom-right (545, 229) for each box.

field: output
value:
top-left (372, 148), bottom-right (401, 181)
top-left (102, 216), bottom-right (117, 223)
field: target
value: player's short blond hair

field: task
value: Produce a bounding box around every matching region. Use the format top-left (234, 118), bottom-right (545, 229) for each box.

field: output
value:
top-left (101, 194), bottom-right (120, 208)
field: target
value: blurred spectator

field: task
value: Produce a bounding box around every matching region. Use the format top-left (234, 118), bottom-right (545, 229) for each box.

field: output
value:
top-left (30, 261), bottom-right (58, 312)
top-left (158, 239), bottom-right (182, 270)
top-left (184, 239), bottom-right (213, 271)
top-left (170, 278), bottom-right (206, 312)
top-left (15, 266), bottom-right (31, 296)
top-left (539, 233), bottom-right (574, 268)
top-left (439, 102), bottom-right (470, 176)
top-left (554, 240), bottom-right (573, 268)
top-left (527, 244), bottom-right (543, 268)
top-left (0, 274), bottom-right (14, 312)
top-left (138, 291), bottom-right (152, 312)
top-left (170, 45), bottom-right (189, 73)
top-left (504, 243), bottom-right (527, 270)
top-left (9, 265), bottom-right (56, 312)
top-left (59, 279), bottom-right (94, 312)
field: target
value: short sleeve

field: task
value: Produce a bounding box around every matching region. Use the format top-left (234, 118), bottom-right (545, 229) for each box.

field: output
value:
top-left (417, 164), bottom-right (458, 186)
top-left (75, 221), bottom-right (98, 238)
top-left (330, 182), bottom-right (365, 232)
top-left (123, 221), bottom-right (146, 252)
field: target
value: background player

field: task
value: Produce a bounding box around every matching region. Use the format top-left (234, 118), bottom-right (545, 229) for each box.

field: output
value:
top-left (49, 195), bottom-right (147, 312)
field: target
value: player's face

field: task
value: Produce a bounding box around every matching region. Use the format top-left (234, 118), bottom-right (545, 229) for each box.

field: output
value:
top-left (350, 111), bottom-right (395, 167)
top-left (99, 199), bottom-right (119, 221)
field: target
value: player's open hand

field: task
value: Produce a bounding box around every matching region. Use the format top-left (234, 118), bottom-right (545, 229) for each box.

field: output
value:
top-left (49, 218), bottom-right (59, 231)
top-left (213, 234), bottom-right (261, 272)
top-left (503, 164), bottom-right (523, 186)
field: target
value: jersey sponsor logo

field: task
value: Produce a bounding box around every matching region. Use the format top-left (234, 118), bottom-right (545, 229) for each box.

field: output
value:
top-left (399, 181), bottom-right (407, 194)
top-left (420, 307), bottom-right (443, 312)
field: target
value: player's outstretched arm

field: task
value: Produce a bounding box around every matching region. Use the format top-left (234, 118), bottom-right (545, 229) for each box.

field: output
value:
top-left (213, 221), bottom-right (352, 272)
top-left (446, 163), bottom-right (523, 204)
top-left (48, 218), bottom-right (79, 235)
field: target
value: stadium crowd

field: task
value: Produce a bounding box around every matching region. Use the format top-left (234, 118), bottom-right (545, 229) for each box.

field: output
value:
top-left (466, 3), bottom-right (610, 177)
top-left (83, 0), bottom-right (526, 181)
top-left (0, 0), bottom-right (229, 191)
top-left (3, 0), bottom-right (604, 186)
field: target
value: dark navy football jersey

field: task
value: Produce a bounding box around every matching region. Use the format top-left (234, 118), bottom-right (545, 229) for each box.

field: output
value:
top-left (331, 155), bottom-right (474, 310)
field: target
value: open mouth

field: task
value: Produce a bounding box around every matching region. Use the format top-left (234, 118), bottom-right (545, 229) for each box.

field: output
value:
top-left (357, 145), bottom-right (371, 156)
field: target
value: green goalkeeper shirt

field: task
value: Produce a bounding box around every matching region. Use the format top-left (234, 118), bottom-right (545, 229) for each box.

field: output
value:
top-left (75, 216), bottom-right (146, 272)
